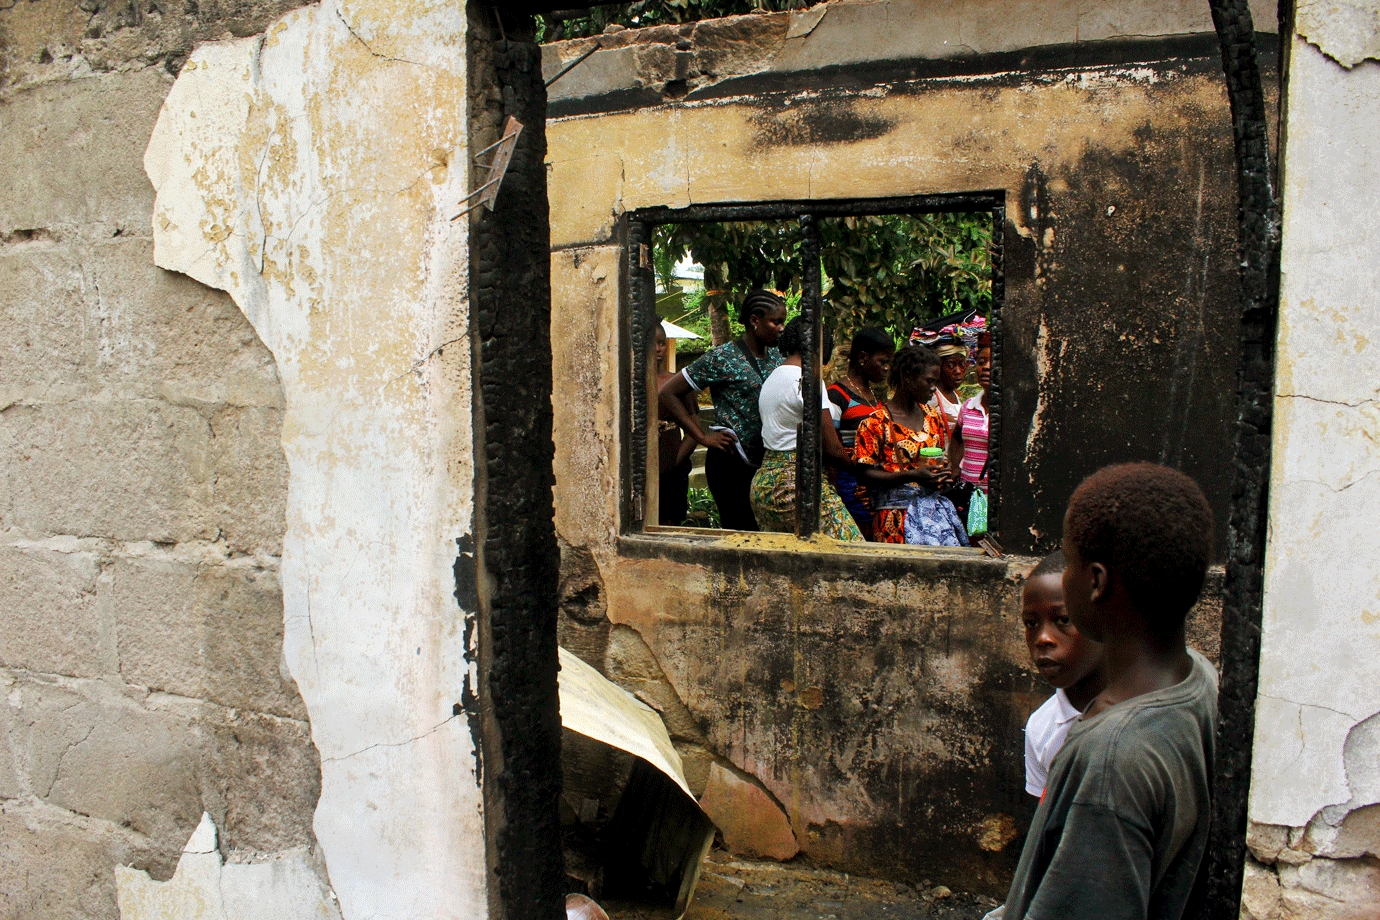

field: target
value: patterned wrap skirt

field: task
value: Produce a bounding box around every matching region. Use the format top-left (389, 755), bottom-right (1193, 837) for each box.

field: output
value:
top-left (750, 450), bottom-right (864, 543)
top-left (871, 485), bottom-right (969, 547)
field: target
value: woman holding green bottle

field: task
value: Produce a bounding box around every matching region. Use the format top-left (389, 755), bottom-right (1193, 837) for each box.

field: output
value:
top-left (852, 345), bottom-right (967, 545)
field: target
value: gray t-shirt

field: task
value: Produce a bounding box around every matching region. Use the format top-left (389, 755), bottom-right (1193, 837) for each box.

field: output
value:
top-left (1001, 650), bottom-right (1218, 920)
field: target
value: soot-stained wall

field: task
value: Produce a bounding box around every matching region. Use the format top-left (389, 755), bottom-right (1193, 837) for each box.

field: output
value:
top-left (544, 0), bottom-right (1256, 893)
top-left (546, 6), bottom-right (1274, 559)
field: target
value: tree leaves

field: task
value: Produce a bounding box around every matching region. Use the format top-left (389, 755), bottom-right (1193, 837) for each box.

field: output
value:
top-left (654, 212), bottom-right (993, 344)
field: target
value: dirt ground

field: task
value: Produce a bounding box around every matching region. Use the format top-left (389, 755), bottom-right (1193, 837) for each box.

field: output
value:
top-left (603, 849), bottom-right (1002, 920)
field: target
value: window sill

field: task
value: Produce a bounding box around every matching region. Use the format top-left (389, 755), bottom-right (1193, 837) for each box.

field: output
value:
top-left (620, 528), bottom-right (1009, 582)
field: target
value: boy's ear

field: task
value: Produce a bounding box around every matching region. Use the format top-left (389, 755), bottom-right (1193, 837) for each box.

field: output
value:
top-left (1088, 561), bottom-right (1110, 604)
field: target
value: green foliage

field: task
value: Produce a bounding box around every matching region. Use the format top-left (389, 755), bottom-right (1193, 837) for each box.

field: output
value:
top-left (653, 213), bottom-right (992, 344)
top-left (684, 487), bottom-right (721, 528)
top-left (659, 220), bottom-right (802, 298)
top-left (820, 212), bottom-right (992, 340)
top-left (539, 2), bottom-right (823, 42)
top-left (665, 288), bottom-right (713, 340)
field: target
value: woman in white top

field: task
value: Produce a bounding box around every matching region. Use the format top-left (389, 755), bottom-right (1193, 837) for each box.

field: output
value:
top-left (749, 318), bottom-right (863, 541)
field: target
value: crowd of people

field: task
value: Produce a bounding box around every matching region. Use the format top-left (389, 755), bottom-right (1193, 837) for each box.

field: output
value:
top-left (655, 289), bottom-right (991, 547)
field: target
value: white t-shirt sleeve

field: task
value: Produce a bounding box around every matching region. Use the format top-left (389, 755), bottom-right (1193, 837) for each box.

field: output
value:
top-left (1024, 689), bottom-right (1081, 797)
top-left (1024, 714), bottom-right (1047, 797)
top-left (820, 379), bottom-right (840, 425)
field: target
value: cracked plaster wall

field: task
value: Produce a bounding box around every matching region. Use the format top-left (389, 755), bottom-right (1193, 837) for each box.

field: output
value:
top-left (545, 0), bottom-right (1247, 893)
top-left (1244, 17), bottom-right (1380, 919)
top-left (136, 0), bottom-right (486, 918)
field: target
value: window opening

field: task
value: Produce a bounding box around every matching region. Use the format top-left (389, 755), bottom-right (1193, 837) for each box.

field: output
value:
top-left (629, 194), bottom-right (1004, 552)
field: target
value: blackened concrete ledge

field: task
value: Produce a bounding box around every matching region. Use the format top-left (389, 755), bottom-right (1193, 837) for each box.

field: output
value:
top-left (618, 531), bottom-right (1010, 584)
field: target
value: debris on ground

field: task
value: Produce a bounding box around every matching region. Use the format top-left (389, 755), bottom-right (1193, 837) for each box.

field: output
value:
top-left (605, 847), bottom-right (1004, 920)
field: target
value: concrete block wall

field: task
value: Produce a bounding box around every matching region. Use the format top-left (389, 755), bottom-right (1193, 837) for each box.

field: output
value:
top-left (0, 11), bottom-right (319, 913)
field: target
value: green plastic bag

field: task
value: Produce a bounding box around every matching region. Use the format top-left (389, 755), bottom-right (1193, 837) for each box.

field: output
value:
top-left (967, 488), bottom-right (988, 537)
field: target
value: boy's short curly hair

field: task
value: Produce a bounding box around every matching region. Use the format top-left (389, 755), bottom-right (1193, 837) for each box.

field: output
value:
top-left (1065, 463), bottom-right (1213, 627)
top-left (888, 344), bottom-right (940, 391)
top-left (1028, 550), bottom-right (1066, 580)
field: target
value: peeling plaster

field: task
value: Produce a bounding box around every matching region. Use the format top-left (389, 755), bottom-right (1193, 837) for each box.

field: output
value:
top-left (142, 0), bottom-right (485, 917)
top-left (1251, 36), bottom-right (1380, 835)
top-left (116, 813), bottom-right (341, 920)
top-left (1297, 0), bottom-right (1380, 68)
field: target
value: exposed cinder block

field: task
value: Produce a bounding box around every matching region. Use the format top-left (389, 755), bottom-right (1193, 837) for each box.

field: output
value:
top-left (691, 13), bottom-right (789, 78)
top-left (1277, 855), bottom-right (1380, 920)
top-left (1242, 855), bottom-right (1286, 920)
top-left (116, 813), bottom-right (340, 920)
top-left (605, 625), bottom-right (706, 745)
top-left (194, 709), bottom-right (319, 855)
top-left (88, 239), bottom-right (286, 410)
top-left (0, 71), bottom-right (169, 239)
top-left (1332, 804), bottom-right (1380, 859)
top-left (0, 245), bottom-right (93, 405)
top-left (0, 239), bottom-right (286, 417)
top-left (208, 407), bottom-right (287, 556)
top-left (0, 402), bottom-right (214, 543)
top-left (0, 800), bottom-right (158, 920)
top-left (0, 699), bottom-right (18, 800)
top-left (5, 677), bottom-right (201, 875)
top-left (0, 544), bottom-right (115, 678)
top-left (108, 557), bottom-right (305, 720)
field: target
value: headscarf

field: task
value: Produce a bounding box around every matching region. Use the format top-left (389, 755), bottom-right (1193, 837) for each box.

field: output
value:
top-left (910, 315), bottom-right (988, 364)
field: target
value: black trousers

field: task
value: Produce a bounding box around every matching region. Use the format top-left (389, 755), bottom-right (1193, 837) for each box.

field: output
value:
top-left (659, 456), bottom-right (692, 526)
top-left (705, 447), bottom-right (759, 531)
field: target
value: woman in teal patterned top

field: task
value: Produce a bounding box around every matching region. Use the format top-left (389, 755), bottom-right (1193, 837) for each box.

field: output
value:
top-left (658, 290), bottom-right (787, 530)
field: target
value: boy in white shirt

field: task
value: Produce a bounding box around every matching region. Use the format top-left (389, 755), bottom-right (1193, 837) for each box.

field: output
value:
top-left (1020, 551), bottom-right (1105, 798)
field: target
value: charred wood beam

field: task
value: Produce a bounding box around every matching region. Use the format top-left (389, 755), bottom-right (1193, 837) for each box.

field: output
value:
top-left (467, 4), bottom-right (565, 919)
top-left (1203, 0), bottom-right (1282, 918)
top-left (796, 214), bottom-right (822, 538)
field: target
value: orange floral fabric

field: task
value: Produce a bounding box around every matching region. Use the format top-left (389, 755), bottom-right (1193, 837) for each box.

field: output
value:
top-left (853, 403), bottom-right (948, 544)
top-left (853, 403), bottom-right (948, 473)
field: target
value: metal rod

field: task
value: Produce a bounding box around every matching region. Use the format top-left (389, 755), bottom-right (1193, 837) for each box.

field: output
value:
top-left (544, 42), bottom-right (600, 88)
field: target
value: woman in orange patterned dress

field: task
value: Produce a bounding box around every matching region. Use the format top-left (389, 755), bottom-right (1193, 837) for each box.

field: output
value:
top-left (853, 345), bottom-right (961, 544)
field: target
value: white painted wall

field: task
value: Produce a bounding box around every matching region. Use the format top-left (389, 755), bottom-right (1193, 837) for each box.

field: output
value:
top-left (1252, 2), bottom-right (1380, 853)
top-left (142, 1), bottom-right (486, 917)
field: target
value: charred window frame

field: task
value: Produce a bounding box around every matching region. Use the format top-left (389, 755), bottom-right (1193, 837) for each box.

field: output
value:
top-left (624, 193), bottom-right (1005, 545)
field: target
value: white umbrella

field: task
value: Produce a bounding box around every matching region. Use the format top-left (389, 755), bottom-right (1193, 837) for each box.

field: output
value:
top-left (661, 319), bottom-right (701, 340)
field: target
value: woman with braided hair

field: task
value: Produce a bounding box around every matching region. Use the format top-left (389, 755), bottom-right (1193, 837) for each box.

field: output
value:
top-left (658, 289), bottom-right (787, 531)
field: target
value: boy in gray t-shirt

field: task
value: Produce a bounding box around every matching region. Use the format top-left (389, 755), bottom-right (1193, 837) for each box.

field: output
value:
top-left (998, 463), bottom-right (1218, 920)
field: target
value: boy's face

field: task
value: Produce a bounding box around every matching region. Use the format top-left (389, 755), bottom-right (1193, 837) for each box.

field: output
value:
top-left (1061, 509), bottom-right (1106, 642)
top-left (1023, 572), bottom-right (1100, 688)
